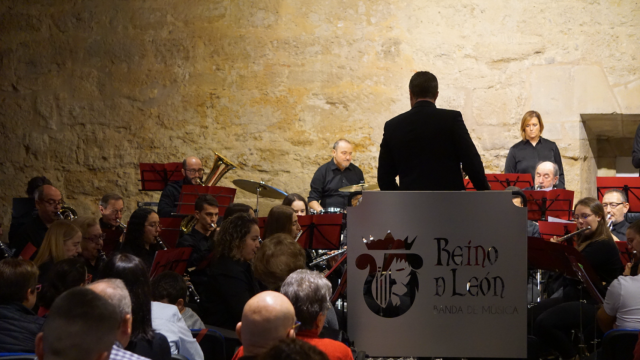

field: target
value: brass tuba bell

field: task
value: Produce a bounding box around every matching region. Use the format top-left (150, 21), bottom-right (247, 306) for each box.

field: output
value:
top-left (180, 152), bottom-right (237, 234)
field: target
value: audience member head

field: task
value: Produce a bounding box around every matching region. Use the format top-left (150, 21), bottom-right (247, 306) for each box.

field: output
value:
top-left (195, 194), bottom-right (219, 234)
top-left (100, 253), bottom-right (154, 341)
top-left (236, 291), bottom-right (296, 357)
top-left (253, 233), bottom-right (306, 291)
top-left (88, 279), bottom-right (133, 347)
top-left (123, 208), bottom-right (160, 251)
top-left (0, 259), bottom-right (39, 309)
top-left (35, 287), bottom-right (120, 360)
top-left (224, 203), bottom-right (256, 219)
top-left (280, 269), bottom-right (332, 334)
top-left (332, 139), bottom-right (353, 171)
top-left (215, 213), bottom-right (261, 262)
top-left (505, 186), bottom-right (524, 207)
top-left (39, 257), bottom-right (87, 311)
top-left (264, 205), bottom-right (300, 240)
top-left (574, 197), bottom-right (610, 247)
top-left (150, 271), bottom-right (188, 311)
top-left (34, 184), bottom-right (63, 225)
top-left (182, 156), bottom-right (204, 185)
top-left (282, 193), bottom-right (309, 216)
top-left (534, 161), bottom-right (559, 190)
top-left (99, 193), bottom-right (124, 227)
top-left (520, 110), bottom-right (544, 142)
top-left (74, 216), bottom-right (104, 264)
top-left (26, 176), bottom-right (53, 198)
top-left (34, 220), bottom-right (82, 266)
top-left (409, 71), bottom-right (438, 106)
top-left (602, 189), bottom-right (629, 225)
top-left (258, 338), bottom-right (330, 360)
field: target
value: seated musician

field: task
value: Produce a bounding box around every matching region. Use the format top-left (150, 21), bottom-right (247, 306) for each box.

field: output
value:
top-left (176, 195), bottom-right (219, 289)
top-left (157, 156), bottom-right (204, 218)
top-left (12, 185), bottom-right (64, 259)
top-left (119, 208), bottom-right (163, 270)
top-left (98, 193), bottom-right (125, 248)
top-left (223, 203), bottom-right (256, 220)
top-left (252, 233), bottom-right (306, 291)
top-left (308, 139), bottom-right (365, 213)
top-left (74, 216), bottom-right (106, 279)
top-left (8, 176), bottom-right (52, 245)
top-left (505, 186), bottom-right (540, 237)
top-left (282, 193), bottom-right (309, 216)
top-left (263, 205), bottom-right (301, 240)
top-left (623, 221), bottom-right (640, 276)
top-left (602, 189), bottom-right (630, 241)
top-left (525, 161), bottom-right (561, 191)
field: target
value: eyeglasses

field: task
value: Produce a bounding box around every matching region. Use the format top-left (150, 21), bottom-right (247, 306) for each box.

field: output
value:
top-left (573, 213), bottom-right (594, 221)
top-left (83, 234), bottom-right (106, 243)
top-left (43, 199), bottom-right (65, 207)
top-left (146, 223), bottom-right (162, 229)
top-left (292, 320), bottom-right (301, 333)
top-left (185, 168), bottom-right (205, 175)
top-left (602, 202), bottom-right (624, 209)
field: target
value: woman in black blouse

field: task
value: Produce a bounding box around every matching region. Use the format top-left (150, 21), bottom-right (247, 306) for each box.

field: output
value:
top-left (119, 208), bottom-right (163, 269)
top-left (504, 111), bottom-right (565, 189)
top-left (201, 213), bottom-right (262, 329)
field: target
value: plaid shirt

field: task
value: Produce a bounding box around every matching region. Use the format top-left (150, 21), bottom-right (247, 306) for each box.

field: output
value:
top-left (110, 342), bottom-right (151, 360)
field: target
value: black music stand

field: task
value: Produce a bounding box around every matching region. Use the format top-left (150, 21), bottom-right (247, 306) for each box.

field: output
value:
top-left (139, 162), bottom-right (183, 191)
top-left (597, 177), bottom-right (640, 212)
top-left (524, 189), bottom-right (574, 221)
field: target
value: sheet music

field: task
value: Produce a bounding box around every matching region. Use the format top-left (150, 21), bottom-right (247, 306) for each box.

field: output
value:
top-left (547, 216), bottom-right (574, 223)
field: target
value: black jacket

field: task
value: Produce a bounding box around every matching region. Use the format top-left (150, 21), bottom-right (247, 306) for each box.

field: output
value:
top-left (378, 101), bottom-right (489, 191)
top-left (126, 332), bottom-right (171, 360)
top-left (0, 302), bottom-right (45, 353)
top-left (11, 214), bottom-right (48, 260)
top-left (157, 179), bottom-right (185, 218)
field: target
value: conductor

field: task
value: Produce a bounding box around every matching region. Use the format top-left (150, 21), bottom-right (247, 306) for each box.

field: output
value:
top-left (377, 71), bottom-right (490, 191)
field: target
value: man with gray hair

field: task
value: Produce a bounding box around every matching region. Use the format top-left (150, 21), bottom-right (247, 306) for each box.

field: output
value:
top-left (280, 270), bottom-right (353, 360)
top-left (531, 161), bottom-right (562, 191)
top-left (88, 279), bottom-right (150, 360)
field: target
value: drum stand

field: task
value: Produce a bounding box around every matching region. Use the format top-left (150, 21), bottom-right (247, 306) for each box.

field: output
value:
top-left (254, 184), bottom-right (262, 217)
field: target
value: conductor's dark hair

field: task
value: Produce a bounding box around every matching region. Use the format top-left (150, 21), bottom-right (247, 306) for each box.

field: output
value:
top-left (282, 193), bottom-right (309, 215)
top-left (195, 194), bottom-right (219, 212)
top-left (122, 208), bottom-right (159, 258)
top-left (0, 259), bottom-right (39, 304)
top-left (150, 271), bottom-right (188, 305)
top-left (42, 287), bottom-right (120, 360)
top-left (100, 253), bottom-right (155, 341)
top-left (27, 176), bottom-right (52, 198)
top-left (409, 71), bottom-right (438, 100)
top-left (39, 257), bottom-right (87, 310)
top-left (258, 338), bottom-right (329, 360)
top-left (224, 203), bottom-right (254, 220)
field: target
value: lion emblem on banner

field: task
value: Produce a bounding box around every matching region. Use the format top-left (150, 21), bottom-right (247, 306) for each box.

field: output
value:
top-left (355, 232), bottom-right (423, 318)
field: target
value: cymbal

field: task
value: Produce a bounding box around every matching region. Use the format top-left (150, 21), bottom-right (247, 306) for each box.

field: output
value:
top-left (232, 179), bottom-right (288, 199)
top-left (338, 183), bottom-right (380, 192)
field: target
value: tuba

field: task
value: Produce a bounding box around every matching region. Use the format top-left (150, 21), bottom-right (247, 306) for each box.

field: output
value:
top-left (180, 153), bottom-right (237, 234)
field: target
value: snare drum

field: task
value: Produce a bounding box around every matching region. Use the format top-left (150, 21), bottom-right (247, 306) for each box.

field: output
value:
top-left (323, 207), bottom-right (345, 214)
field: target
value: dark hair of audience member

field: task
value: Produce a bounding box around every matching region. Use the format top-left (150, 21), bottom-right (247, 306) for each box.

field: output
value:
top-left (263, 205), bottom-right (296, 239)
top-left (214, 213), bottom-right (259, 261)
top-left (38, 287), bottom-right (120, 360)
top-left (282, 193), bottom-right (309, 214)
top-left (0, 258), bottom-right (39, 304)
top-left (224, 203), bottom-right (254, 220)
top-left (150, 271), bottom-right (187, 305)
top-left (26, 176), bottom-right (52, 198)
top-left (195, 194), bottom-right (219, 212)
top-left (39, 257), bottom-right (87, 310)
top-left (258, 338), bottom-right (329, 360)
top-left (253, 233), bottom-right (306, 291)
top-left (100, 253), bottom-right (155, 341)
top-left (122, 207), bottom-right (159, 254)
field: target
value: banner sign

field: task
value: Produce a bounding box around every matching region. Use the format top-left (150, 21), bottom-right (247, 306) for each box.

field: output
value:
top-left (347, 191), bottom-right (527, 358)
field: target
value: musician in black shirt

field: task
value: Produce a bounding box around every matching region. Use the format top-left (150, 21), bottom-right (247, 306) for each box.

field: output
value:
top-left (505, 111), bottom-right (565, 189)
top-left (157, 156), bottom-right (204, 218)
top-left (177, 195), bottom-right (219, 270)
top-left (308, 139), bottom-right (365, 212)
top-left (602, 189), bottom-right (630, 241)
top-left (12, 185), bottom-right (63, 259)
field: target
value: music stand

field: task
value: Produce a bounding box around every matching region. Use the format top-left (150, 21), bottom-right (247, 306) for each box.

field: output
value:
top-left (139, 162), bottom-right (183, 191)
top-left (176, 185), bottom-right (236, 218)
top-left (19, 242), bottom-right (37, 261)
top-left (296, 214), bottom-right (342, 250)
top-left (524, 189), bottom-right (574, 221)
top-left (159, 218), bottom-right (183, 248)
top-left (464, 173), bottom-right (534, 191)
top-left (464, 179), bottom-right (476, 191)
top-left (597, 177), bottom-right (640, 212)
top-left (149, 248), bottom-right (192, 278)
top-left (615, 241), bottom-right (635, 266)
top-left (537, 221), bottom-right (577, 241)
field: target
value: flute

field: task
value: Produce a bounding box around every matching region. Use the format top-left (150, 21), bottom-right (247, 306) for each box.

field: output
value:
top-left (556, 226), bottom-right (591, 242)
top-left (294, 230), bottom-right (303, 241)
top-left (310, 248), bottom-right (346, 267)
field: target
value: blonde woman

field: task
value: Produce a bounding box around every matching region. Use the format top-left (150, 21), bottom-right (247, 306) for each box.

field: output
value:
top-left (33, 220), bottom-right (82, 283)
top-left (504, 111), bottom-right (565, 189)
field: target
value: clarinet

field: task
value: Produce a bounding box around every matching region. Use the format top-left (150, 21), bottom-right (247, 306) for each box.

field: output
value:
top-left (97, 249), bottom-right (107, 262)
top-left (155, 236), bottom-right (168, 250)
top-left (187, 284), bottom-right (200, 303)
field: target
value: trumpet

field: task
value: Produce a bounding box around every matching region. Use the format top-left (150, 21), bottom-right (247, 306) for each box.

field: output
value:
top-left (556, 226), bottom-right (591, 242)
top-left (156, 236), bottom-right (168, 250)
top-left (116, 219), bottom-right (127, 232)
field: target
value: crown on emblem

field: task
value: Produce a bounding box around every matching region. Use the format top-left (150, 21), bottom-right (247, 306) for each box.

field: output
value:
top-left (363, 231), bottom-right (416, 251)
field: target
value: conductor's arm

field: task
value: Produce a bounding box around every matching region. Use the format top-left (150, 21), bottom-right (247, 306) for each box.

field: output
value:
top-left (452, 112), bottom-right (490, 191)
top-left (377, 124), bottom-right (399, 191)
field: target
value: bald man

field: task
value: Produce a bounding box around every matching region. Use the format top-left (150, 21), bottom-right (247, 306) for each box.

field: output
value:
top-left (158, 156), bottom-right (204, 217)
top-left (12, 185), bottom-right (63, 259)
top-left (530, 161), bottom-right (562, 191)
top-left (233, 291), bottom-right (296, 360)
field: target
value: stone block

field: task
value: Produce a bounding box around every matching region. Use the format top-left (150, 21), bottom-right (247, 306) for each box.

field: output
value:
top-left (572, 65), bottom-right (620, 115)
top-left (614, 79), bottom-right (640, 114)
top-left (530, 66), bottom-right (578, 122)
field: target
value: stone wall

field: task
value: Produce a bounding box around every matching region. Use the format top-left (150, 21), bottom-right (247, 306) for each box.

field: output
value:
top-left (1, 0), bottom-right (639, 242)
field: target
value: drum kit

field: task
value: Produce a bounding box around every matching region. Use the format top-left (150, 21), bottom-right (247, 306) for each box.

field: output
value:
top-left (231, 179), bottom-right (380, 216)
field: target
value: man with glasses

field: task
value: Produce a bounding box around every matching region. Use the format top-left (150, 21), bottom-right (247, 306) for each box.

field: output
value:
top-left (99, 193), bottom-right (126, 249)
top-left (602, 189), bottom-right (630, 241)
top-left (12, 185), bottom-right (64, 258)
top-left (158, 156), bottom-right (204, 217)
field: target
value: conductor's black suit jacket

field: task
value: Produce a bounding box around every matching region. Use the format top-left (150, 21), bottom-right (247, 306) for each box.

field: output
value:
top-left (378, 100), bottom-right (490, 191)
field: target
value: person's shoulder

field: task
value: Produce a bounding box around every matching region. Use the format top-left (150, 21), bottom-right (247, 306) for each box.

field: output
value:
top-left (539, 137), bottom-right (559, 147)
top-left (110, 344), bottom-right (152, 360)
top-left (316, 337), bottom-right (353, 358)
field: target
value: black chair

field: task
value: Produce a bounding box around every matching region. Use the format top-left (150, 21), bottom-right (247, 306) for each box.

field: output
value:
top-left (191, 328), bottom-right (226, 360)
top-left (626, 212), bottom-right (640, 224)
top-left (602, 328), bottom-right (639, 360)
top-left (0, 354), bottom-right (37, 360)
